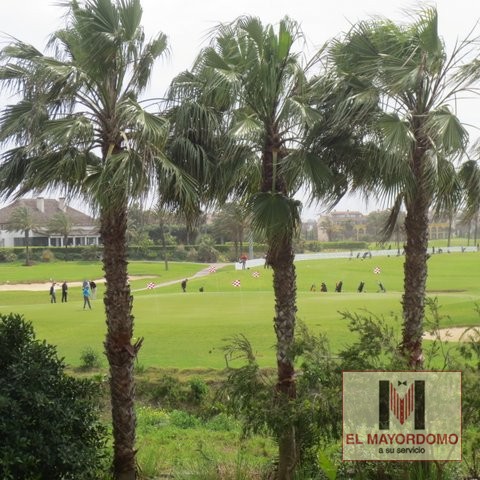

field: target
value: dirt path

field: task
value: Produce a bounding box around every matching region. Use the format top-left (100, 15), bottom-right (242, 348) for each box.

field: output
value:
top-left (133, 263), bottom-right (230, 291)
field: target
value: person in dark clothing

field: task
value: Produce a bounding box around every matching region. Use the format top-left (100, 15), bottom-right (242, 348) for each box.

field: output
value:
top-left (61, 281), bottom-right (68, 302)
top-left (357, 281), bottom-right (365, 293)
top-left (335, 281), bottom-right (343, 293)
top-left (378, 281), bottom-right (386, 293)
top-left (320, 282), bottom-right (328, 292)
top-left (89, 280), bottom-right (97, 299)
top-left (181, 279), bottom-right (188, 292)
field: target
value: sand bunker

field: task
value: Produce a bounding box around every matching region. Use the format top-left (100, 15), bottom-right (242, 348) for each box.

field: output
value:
top-left (423, 327), bottom-right (480, 342)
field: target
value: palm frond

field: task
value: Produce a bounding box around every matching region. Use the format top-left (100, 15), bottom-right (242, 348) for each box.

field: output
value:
top-left (248, 192), bottom-right (301, 248)
top-left (379, 194), bottom-right (404, 241)
top-left (378, 113), bottom-right (414, 154)
top-left (424, 106), bottom-right (468, 155)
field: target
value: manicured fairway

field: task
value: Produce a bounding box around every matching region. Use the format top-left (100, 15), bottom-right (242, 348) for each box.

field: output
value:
top-left (0, 253), bottom-right (479, 368)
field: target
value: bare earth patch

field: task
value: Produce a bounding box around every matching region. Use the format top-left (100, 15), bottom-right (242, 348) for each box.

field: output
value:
top-left (423, 327), bottom-right (480, 342)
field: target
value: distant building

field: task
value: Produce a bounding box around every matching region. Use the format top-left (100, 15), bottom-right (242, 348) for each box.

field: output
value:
top-left (0, 197), bottom-right (100, 248)
top-left (301, 219), bottom-right (318, 241)
top-left (317, 210), bottom-right (367, 241)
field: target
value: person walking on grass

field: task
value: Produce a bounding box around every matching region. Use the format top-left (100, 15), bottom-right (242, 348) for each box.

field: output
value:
top-left (50, 282), bottom-right (57, 303)
top-left (83, 284), bottom-right (92, 310)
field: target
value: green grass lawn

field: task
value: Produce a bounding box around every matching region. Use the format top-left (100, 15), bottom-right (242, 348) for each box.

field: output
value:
top-left (1, 253), bottom-right (479, 369)
top-left (0, 260), bottom-right (204, 285)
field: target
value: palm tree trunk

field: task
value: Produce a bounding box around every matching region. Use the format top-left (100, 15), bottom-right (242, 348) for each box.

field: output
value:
top-left (269, 237), bottom-right (297, 479)
top-left (474, 213), bottom-right (479, 246)
top-left (402, 183), bottom-right (429, 369)
top-left (25, 230), bottom-right (30, 266)
top-left (101, 199), bottom-right (141, 480)
top-left (261, 138), bottom-right (298, 478)
top-left (64, 234), bottom-right (69, 261)
top-left (447, 214), bottom-right (453, 247)
top-left (159, 220), bottom-right (169, 271)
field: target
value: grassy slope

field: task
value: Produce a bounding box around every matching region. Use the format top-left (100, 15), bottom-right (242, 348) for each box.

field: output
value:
top-left (1, 253), bottom-right (479, 368)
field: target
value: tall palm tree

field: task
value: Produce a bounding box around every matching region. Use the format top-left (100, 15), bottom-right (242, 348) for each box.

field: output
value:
top-left (152, 202), bottom-right (175, 271)
top-left (212, 202), bottom-right (250, 258)
top-left (330, 7), bottom-right (477, 367)
top-left (0, 1), bottom-right (191, 478)
top-left (459, 159), bottom-right (480, 246)
top-left (169, 17), bottom-right (363, 479)
top-left (47, 211), bottom-right (73, 259)
top-left (6, 206), bottom-right (37, 266)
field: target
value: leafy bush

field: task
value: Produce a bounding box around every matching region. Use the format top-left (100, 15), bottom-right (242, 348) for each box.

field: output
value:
top-left (0, 313), bottom-right (109, 479)
top-left (0, 249), bottom-right (17, 262)
top-left (204, 413), bottom-right (238, 432)
top-left (169, 409), bottom-right (200, 429)
top-left (41, 249), bottom-right (55, 262)
top-left (195, 235), bottom-right (221, 263)
top-left (149, 374), bottom-right (184, 405)
top-left (80, 346), bottom-right (103, 370)
top-left (189, 377), bottom-right (209, 404)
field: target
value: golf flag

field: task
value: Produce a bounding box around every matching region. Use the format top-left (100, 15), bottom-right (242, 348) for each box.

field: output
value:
top-left (374, 266), bottom-right (381, 275)
top-left (232, 279), bottom-right (241, 287)
top-left (252, 271), bottom-right (260, 278)
top-left (147, 282), bottom-right (156, 289)
top-left (208, 265), bottom-right (217, 273)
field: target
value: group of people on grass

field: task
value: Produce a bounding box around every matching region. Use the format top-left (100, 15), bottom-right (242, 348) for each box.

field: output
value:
top-left (310, 280), bottom-right (386, 293)
top-left (49, 279), bottom-right (97, 309)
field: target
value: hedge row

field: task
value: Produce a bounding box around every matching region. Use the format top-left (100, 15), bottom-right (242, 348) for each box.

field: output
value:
top-left (0, 240), bottom-right (368, 263)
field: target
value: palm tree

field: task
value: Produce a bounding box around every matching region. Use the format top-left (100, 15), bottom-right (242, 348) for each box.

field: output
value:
top-left (320, 218), bottom-right (342, 242)
top-left (0, 1), bottom-right (191, 478)
top-left (169, 17), bottom-right (363, 478)
top-left (47, 211), bottom-right (73, 259)
top-left (212, 202), bottom-right (250, 258)
top-left (330, 7), bottom-right (477, 367)
top-left (171, 19), bottom-right (310, 477)
top-left (6, 206), bottom-right (37, 265)
top-left (459, 159), bottom-right (480, 246)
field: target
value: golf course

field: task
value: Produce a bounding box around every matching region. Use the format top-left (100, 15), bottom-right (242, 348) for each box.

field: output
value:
top-left (1, 250), bottom-right (479, 370)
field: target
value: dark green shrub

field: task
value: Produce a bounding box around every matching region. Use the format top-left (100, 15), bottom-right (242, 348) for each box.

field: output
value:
top-left (0, 249), bottom-right (17, 262)
top-left (149, 374), bottom-right (184, 405)
top-left (188, 376), bottom-right (209, 404)
top-left (80, 346), bottom-right (103, 370)
top-left (0, 313), bottom-right (109, 479)
top-left (169, 409), bottom-right (200, 429)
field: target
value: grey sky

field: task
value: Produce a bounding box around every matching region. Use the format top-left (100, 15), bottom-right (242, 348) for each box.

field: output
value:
top-left (1, 0), bottom-right (480, 218)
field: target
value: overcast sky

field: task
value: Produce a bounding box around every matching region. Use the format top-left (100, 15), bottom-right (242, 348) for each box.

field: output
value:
top-left (1, 0), bottom-right (480, 218)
